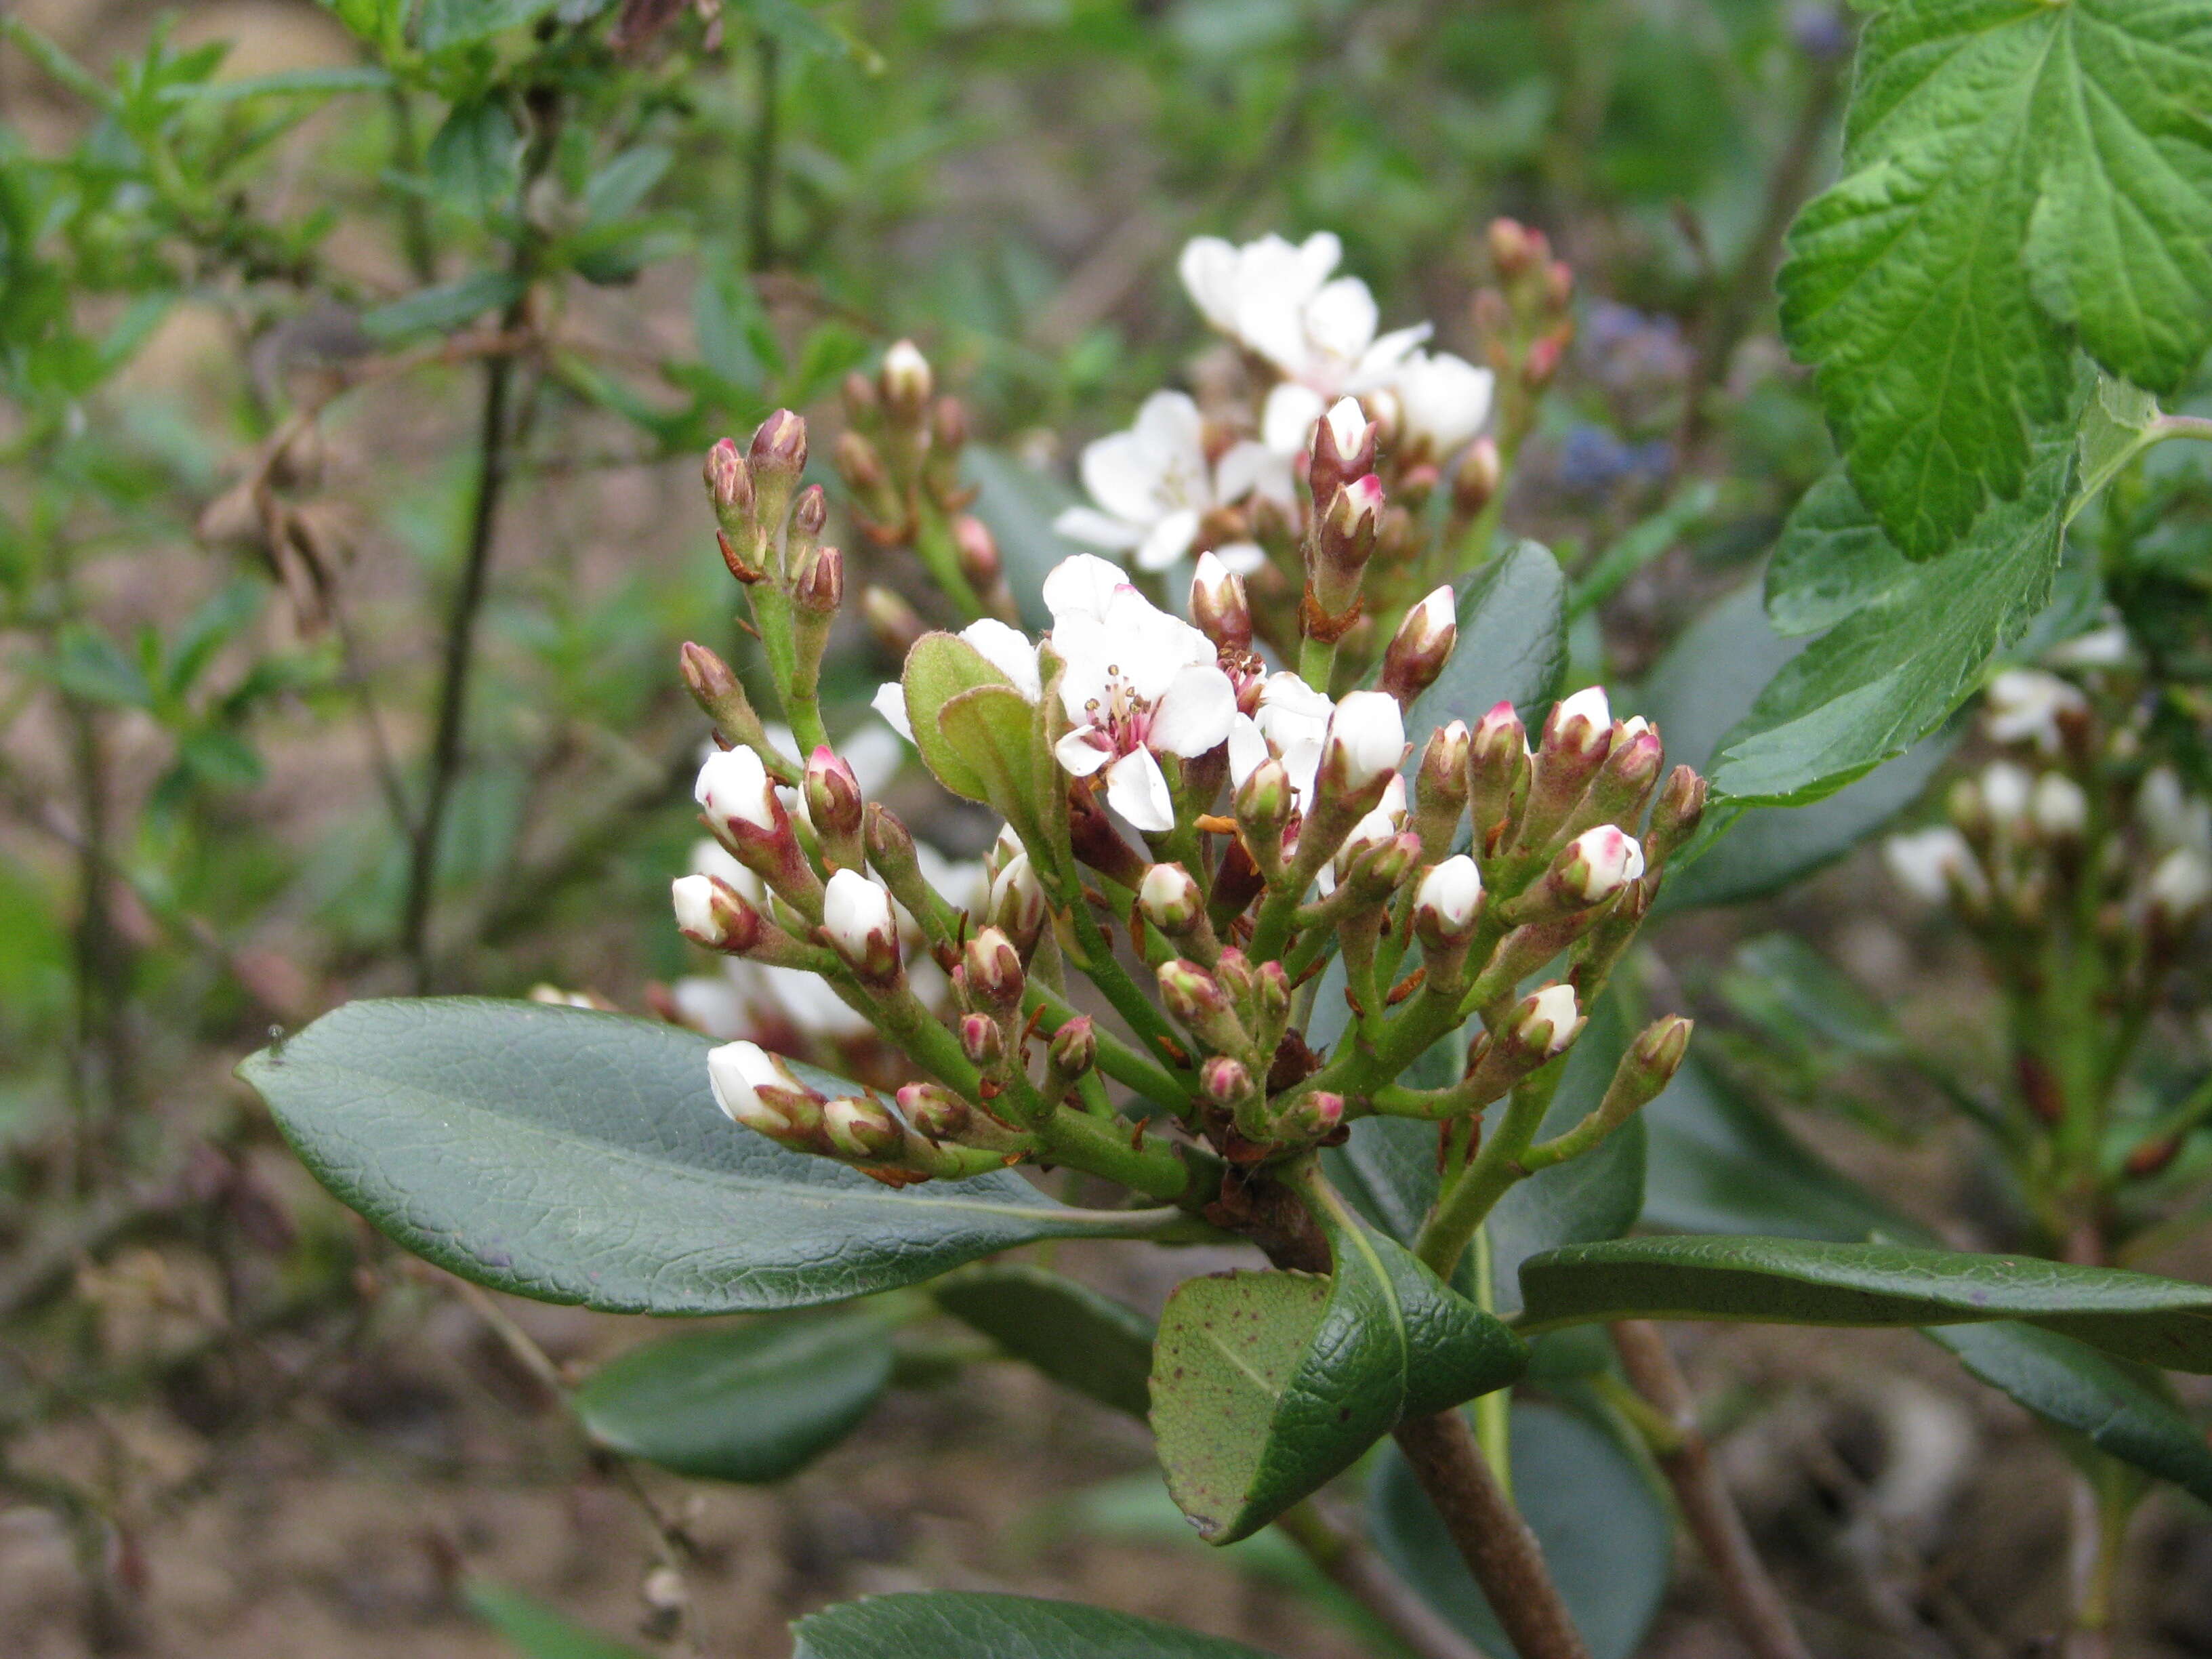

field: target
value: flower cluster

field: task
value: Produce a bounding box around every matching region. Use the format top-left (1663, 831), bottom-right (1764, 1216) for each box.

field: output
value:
top-left (670, 377), bottom-right (1701, 1224)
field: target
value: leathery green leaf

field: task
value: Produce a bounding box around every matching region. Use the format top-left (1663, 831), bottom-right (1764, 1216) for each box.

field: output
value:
top-left (933, 1264), bottom-right (1156, 1419)
top-left (1151, 1184), bottom-right (1526, 1543)
top-left (1518, 1236), bottom-right (2212, 1372)
top-left (241, 998), bottom-right (1179, 1315)
top-left (790, 1591), bottom-right (1278, 1659)
top-left (466, 1582), bottom-right (652, 1659)
top-left (1927, 1322), bottom-right (2212, 1507)
top-left (572, 1311), bottom-right (893, 1483)
top-left (897, 630), bottom-right (1027, 806)
top-left (1403, 540), bottom-right (1565, 771)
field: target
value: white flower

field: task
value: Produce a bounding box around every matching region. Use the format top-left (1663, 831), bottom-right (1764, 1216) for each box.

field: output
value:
top-left (2137, 768), bottom-right (2212, 858)
top-left (2149, 848), bottom-right (2212, 922)
top-left (872, 617), bottom-right (1042, 741)
top-left (1228, 672), bottom-right (1336, 809)
top-left (1043, 554), bottom-right (1238, 834)
top-left (1394, 350), bottom-right (1494, 455)
top-left (1180, 231), bottom-right (1343, 341)
top-left (1324, 690), bottom-right (1407, 794)
top-left (1980, 760), bottom-right (2034, 826)
top-left (1051, 390), bottom-right (1279, 573)
top-left (821, 868), bottom-right (899, 972)
top-left (1883, 827), bottom-right (1981, 905)
top-left (706, 1040), bottom-right (811, 1134)
top-left (1984, 670), bottom-right (2085, 754)
top-left (2030, 773), bottom-right (2088, 840)
top-left (1553, 686), bottom-right (1612, 733)
top-left (696, 745), bottom-right (780, 836)
top-left (2045, 623), bottom-right (2130, 668)
top-left (1416, 855), bottom-right (1483, 933)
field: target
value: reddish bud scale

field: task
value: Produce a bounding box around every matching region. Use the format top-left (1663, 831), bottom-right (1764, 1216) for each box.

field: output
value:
top-left (962, 927), bottom-right (1025, 1012)
top-left (952, 515), bottom-right (1000, 587)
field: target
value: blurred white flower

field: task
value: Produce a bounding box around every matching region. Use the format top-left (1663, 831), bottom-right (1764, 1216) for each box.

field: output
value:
top-left (1393, 350), bottom-right (1494, 456)
top-left (1984, 669), bottom-right (2085, 755)
top-left (1883, 827), bottom-right (1984, 905)
top-left (1052, 391), bottom-right (1277, 573)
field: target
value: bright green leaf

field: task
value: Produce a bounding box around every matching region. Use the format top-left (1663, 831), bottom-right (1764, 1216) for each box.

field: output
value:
top-left (1710, 419), bottom-right (2074, 806)
top-left (933, 1265), bottom-right (1155, 1419)
top-left (1519, 1235), bottom-right (2212, 1372)
top-left (240, 998), bottom-right (1180, 1315)
top-left (1779, 0), bottom-right (2212, 558)
top-left (790, 1592), bottom-right (1277, 1659)
top-left (1368, 1400), bottom-right (1671, 1659)
top-left (1151, 1188), bottom-right (1525, 1543)
top-left (1764, 468), bottom-right (1915, 639)
top-left (1927, 1322), bottom-right (2212, 1507)
top-left (48, 623), bottom-right (152, 709)
top-left (466, 1582), bottom-right (652, 1659)
top-left (419, 0), bottom-right (561, 52)
top-left (572, 1311), bottom-right (893, 1483)
top-left (897, 632), bottom-right (1027, 806)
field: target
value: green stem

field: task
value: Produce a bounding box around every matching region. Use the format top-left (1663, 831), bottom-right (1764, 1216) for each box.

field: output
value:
top-left (1035, 1107), bottom-right (1206, 1204)
top-left (1471, 1223), bottom-right (1512, 1499)
top-left (912, 502), bottom-right (991, 623)
top-left (1296, 633), bottom-right (1339, 697)
top-left (1415, 1060), bottom-right (1568, 1280)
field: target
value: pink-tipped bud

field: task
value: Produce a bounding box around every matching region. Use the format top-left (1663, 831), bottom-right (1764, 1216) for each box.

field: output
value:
top-left (898, 1082), bottom-right (969, 1143)
top-left (1468, 699), bottom-right (1530, 842)
top-left (1346, 830), bottom-right (1423, 901)
top-left (1310, 396), bottom-right (1379, 508)
top-left (1646, 765), bottom-right (1708, 865)
top-left (1329, 473), bottom-right (1386, 540)
top-left (932, 395), bottom-right (969, 453)
top-left (672, 873), bottom-right (763, 954)
top-left (704, 438), bottom-right (752, 520)
top-left (1414, 855), bottom-right (1484, 948)
top-left (1514, 982), bottom-right (1583, 1057)
top-left (1543, 687), bottom-right (1613, 760)
top-left (792, 482), bottom-right (828, 538)
top-left (987, 853), bottom-right (1047, 951)
top-left (680, 640), bottom-right (764, 745)
top-left (696, 745), bottom-right (785, 844)
top-left (1380, 586), bottom-right (1458, 705)
top-left (1488, 217), bottom-right (1534, 279)
top-left (1322, 691), bottom-right (1407, 798)
top-left (959, 1012), bottom-right (1004, 1069)
top-left (962, 926), bottom-right (1025, 1012)
top-left (1200, 1054), bottom-right (1254, 1109)
top-left (1157, 958), bottom-right (1244, 1050)
top-left (1191, 550), bottom-right (1253, 651)
top-left (1523, 330), bottom-right (1566, 391)
top-left (821, 868), bottom-right (901, 981)
top-left (707, 1041), bottom-right (819, 1139)
top-left (1544, 260), bottom-right (1574, 312)
top-left (748, 409), bottom-right (808, 478)
top-left (864, 800), bottom-right (918, 881)
top-left (1139, 862), bottom-right (1204, 934)
top-left (880, 339), bottom-right (934, 417)
top-left (951, 515), bottom-right (1000, 588)
top-left (792, 544), bottom-right (844, 616)
top-left (842, 370), bottom-right (880, 426)
top-left (1283, 1090), bottom-right (1344, 1139)
top-left (804, 747), bottom-right (864, 844)
top-left (1046, 1016), bottom-right (1096, 1080)
top-left (863, 585), bottom-right (926, 659)
top-left (1555, 824), bottom-right (1646, 905)
top-left (824, 1095), bottom-right (903, 1160)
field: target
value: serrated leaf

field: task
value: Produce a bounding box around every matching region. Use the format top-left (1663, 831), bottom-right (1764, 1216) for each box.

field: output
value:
top-left (1641, 580), bottom-right (1954, 907)
top-left (933, 1265), bottom-right (1155, 1419)
top-left (1151, 1187), bottom-right (1526, 1543)
top-left (1368, 1400), bottom-right (1671, 1659)
top-left (240, 998), bottom-right (1179, 1315)
top-left (897, 632), bottom-right (1026, 806)
top-left (571, 1311), bottom-right (893, 1483)
top-left (1711, 418), bottom-right (2074, 806)
top-left (419, 0), bottom-right (561, 51)
top-left (466, 1583), bottom-right (652, 1659)
top-left (1927, 1322), bottom-right (2212, 1507)
top-left (790, 1592), bottom-right (1276, 1659)
top-left (1640, 1057), bottom-right (1924, 1242)
top-left (1764, 468), bottom-right (1914, 640)
top-left (1404, 541), bottom-right (1565, 771)
top-left (1779, 0), bottom-right (2212, 559)
top-left (1519, 1235), bottom-right (2212, 1372)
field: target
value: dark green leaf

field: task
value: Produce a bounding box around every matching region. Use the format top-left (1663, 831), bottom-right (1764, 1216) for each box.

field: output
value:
top-left (1519, 1236), bottom-right (2212, 1372)
top-left (933, 1265), bottom-right (1155, 1419)
top-left (1720, 934), bottom-right (1904, 1065)
top-left (572, 1311), bottom-right (893, 1483)
top-left (1764, 468), bottom-right (1913, 638)
top-left (1640, 1057), bottom-right (1923, 1242)
top-left (1404, 541), bottom-right (1565, 771)
top-left (581, 146), bottom-right (672, 227)
top-left (419, 0), bottom-right (561, 52)
top-left (1369, 1400), bottom-right (1671, 1659)
top-left (466, 1582), bottom-right (652, 1659)
top-left (241, 998), bottom-right (1179, 1315)
top-left (1927, 1322), bottom-right (2212, 1507)
top-left (48, 624), bottom-right (152, 709)
top-left (790, 1592), bottom-right (1277, 1659)
top-left (361, 272), bottom-right (525, 344)
top-left (1151, 1189), bottom-right (1525, 1543)
top-left (1711, 420), bottom-right (2074, 806)
top-left (427, 98), bottom-right (521, 217)
top-left (1778, 0), bottom-right (2212, 558)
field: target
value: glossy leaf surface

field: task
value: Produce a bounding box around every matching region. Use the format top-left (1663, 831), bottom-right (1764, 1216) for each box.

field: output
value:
top-left (934, 1265), bottom-right (1155, 1419)
top-left (1403, 540), bottom-right (1565, 771)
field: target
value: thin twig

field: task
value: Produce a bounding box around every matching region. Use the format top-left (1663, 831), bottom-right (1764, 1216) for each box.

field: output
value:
top-left (1610, 1320), bottom-right (1813, 1659)
top-left (1274, 1499), bottom-right (1496, 1659)
top-left (1392, 1409), bottom-right (1593, 1659)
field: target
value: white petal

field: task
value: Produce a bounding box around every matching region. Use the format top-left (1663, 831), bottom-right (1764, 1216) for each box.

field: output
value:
top-left (1304, 276), bottom-right (1380, 364)
top-left (1054, 728), bottom-right (1114, 777)
top-left (1052, 504), bottom-right (1145, 551)
top-left (1131, 389), bottom-right (1205, 461)
top-left (1136, 506), bottom-right (1202, 572)
top-left (1213, 540), bottom-right (1267, 576)
top-left (1349, 321), bottom-right (1434, 388)
top-left (1211, 439), bottom-right (1273, 505)
top-left (869, 682), bottom-right (915, 742)
top-left (1396, 351), bottom-right (1494, 451)
top-left (1149, 663), bottom-right (1238, 756)
top-left (1042, 552), bottom-right (1135, 626)
top-left (1104, 750), bottom-right (1176, 834)
top-left (1178, 237), bottom-right (1241, 331)
top-left (1296, 231), bottom-right (1343, 287)
top-left (959, 618), bottom-right (1043, 702)
top-left (1263, 382), bottom-right (1328, 455)
top-left (1080, 430), bottom-right (1165, 526)
top-left (1227, 713), bottom-right (1267, 785)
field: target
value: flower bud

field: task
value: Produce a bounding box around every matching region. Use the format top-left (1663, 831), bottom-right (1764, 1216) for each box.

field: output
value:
top-left (837, 429), bottom-right (890, 497)
top-left (1515, 982), bottom-right (1583, 1057)
top-left (1281, 1090), bottom-right (1344, 1140)
top-left (1488, 217), bottom-right (1535, 279)
top-left (680, 641), bottom-right (773, 755)
top-left (672, 873), bottom-right (763, 954)
top-left (1883, 827), bottom-right (1984, 906)
top-left (2030, 772), bottom-right (2088, 842)
top-left (863, 585), bottom-right (926, 659)
top-left (1645, 765), bottom-right (1707, 867)
top-left (880, 339), bottom-right (934, 417)
top-left (1414, 720), bottom-right (1472, 845)
top-left (1520, 687), bottom-right (1616, 848)
top-left (1191, 551), bottom-right (1254, 651)
top-left (842, 369), bottom-right (880, 427)
top-left (1310, 396), bottom-right (1379, 508)
top-left (1543, 687), bottom-right (1612, 758)
top-left (1624, 1015), bottom-right (1692, 1097)
top-left (703, 437), bottom-right (753, 523)
top-left (707, 1041), bottom-right (819, 1139)
top-left (2148, 848), bottom-right (2212, 926)
top-left (1980, 760), bottom-right (2034, 830)
top-left (898, 1081), bottom-right (970, 1143)
top-left (987, 852), bottom-right (1048, 952)
top-left (792, 482), bottom-right (828, 539)
top-left (1415, 855), bottom-right (1484, 947)
top-left (792, 544), bottom-right (844, 617)
top-left (1140, 862), bottom-right (1205, 933)
top-left (1580, 717), bottom-right (1664, 829)
top-left (1344, 830), bottom-right (1423, 901)
top-left (821, 868), bottom-right (901, 981)
top-left (1309, 474), bottom-right (1383, 617)
top-left (824, 1094), bottom-right (904, 1160)
top-left (697, 745), bottom-right (785, 843)
top-left (864, 800), bottom-right (919, 881)
top-left (1379, 586), bottom-right (1458, 707)
top-left (959, 1011), bottom-right (1004, 1069)
top-left (1334, 807), bottom-right (1399, 879)
top-left (1200, 1054), bottom-right (1254, 1109)
top-left (1157, 958), bottom-right (1247, 1051)
top-left (748, 408), bottom-right (808, 480)
top-left (1235, 756), bottom-right (1294, 834)
top-left (951, 514), bottom-right (1000, 588)
top-left (1322, 690), bottom-right (1406, 798)
top-left (962, 926), bottom-right (1025, 1012)
top-left (804, 747), bottom-right (864, 846)
top-left (1452, 436), bottom-right (1500, 518)
top-left (1555, 824), bottom-right (1646, 905)
top-left (1468, 699), bottom-right (1530, 847)
top-left (1046, 1016), bottom-right (1096, 1080)
top-left (932, 395), bottom-right (970, 452)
